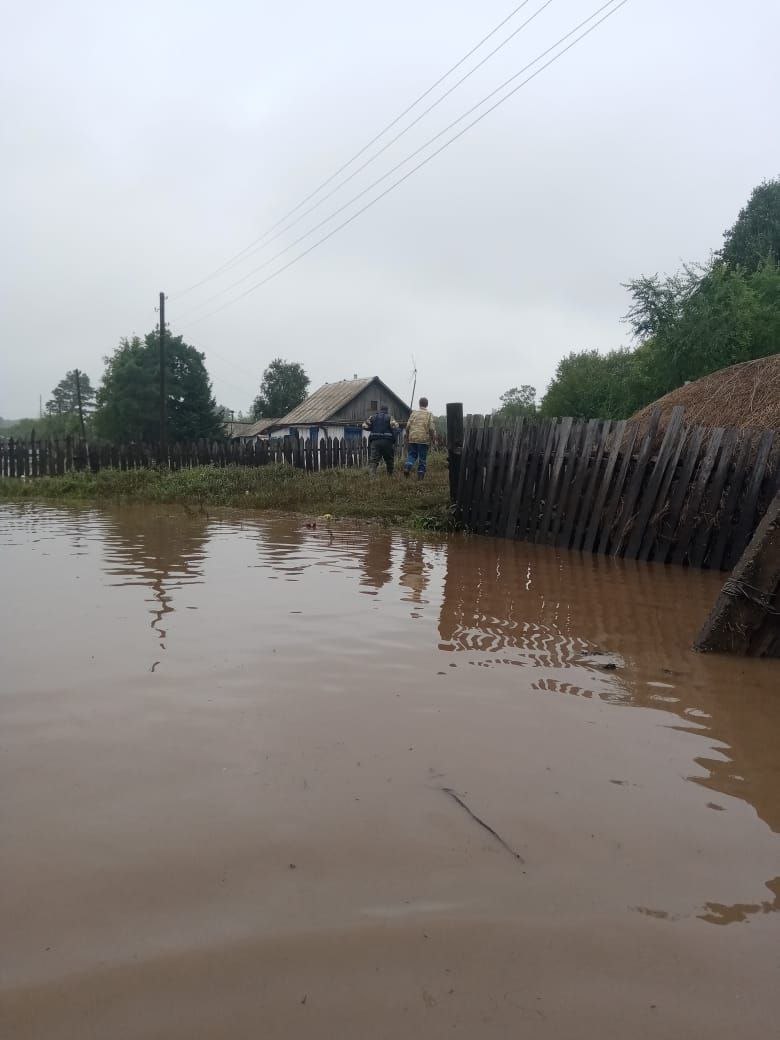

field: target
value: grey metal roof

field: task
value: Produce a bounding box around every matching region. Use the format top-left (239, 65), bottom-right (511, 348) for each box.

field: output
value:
top-left (225, 418), bottom-right (279, 439)
top-left (242, 418), bottom-right (280, 438)
top-left (223, 421), bottom-right (254, 437)
top-left (275, 378), bottom-right (377, 426)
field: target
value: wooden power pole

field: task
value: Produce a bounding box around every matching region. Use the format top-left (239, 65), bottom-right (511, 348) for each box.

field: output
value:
top-left (74, 369), bottom-right (86, 440)
top-left (159, 291), bottom-right (167, 460)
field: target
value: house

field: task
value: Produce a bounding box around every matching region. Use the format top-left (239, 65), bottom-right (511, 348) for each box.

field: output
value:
top-left (226, 418), bottom-right (279, 443)
top-left (223, 420), bottom-right (254, 441)
top-left (268, 377), bottom-right (411, 442)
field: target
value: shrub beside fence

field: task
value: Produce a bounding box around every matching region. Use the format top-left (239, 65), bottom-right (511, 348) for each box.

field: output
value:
top-left (0, 434), bottom-right (403, 478)
top-left (454, 407), bottom-right (779, 571)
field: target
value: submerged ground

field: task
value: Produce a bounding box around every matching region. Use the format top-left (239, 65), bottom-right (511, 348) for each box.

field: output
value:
top-left (1, 503), bottom-right (778, 1039)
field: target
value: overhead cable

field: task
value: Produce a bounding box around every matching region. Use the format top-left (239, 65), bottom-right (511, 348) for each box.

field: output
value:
top-left (171, 0), bottom-right (544, 299)
top-left (178, 0), bottom-right (629, 327)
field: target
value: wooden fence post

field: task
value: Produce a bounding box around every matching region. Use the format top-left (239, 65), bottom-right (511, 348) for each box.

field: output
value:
top-left (446, 403), bottom-right (464, 504)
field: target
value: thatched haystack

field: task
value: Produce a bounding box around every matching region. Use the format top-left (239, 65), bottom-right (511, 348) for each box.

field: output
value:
top-left (631, 355), bottom-right (780, 431)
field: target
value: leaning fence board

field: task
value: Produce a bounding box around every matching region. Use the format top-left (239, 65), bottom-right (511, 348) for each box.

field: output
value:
top-left (671, 428), bottom-right (725, 566)
top-left (625, 407), bottom-right (685, 560)
top-left (582, 420), bottom-right (626, 554)
top-left (572, 420), bottom-right (610, 552)
top-left (453, 409), bottom-right (773, 572)
top-left (503, 422), bottom-right (537, 539)
top-left (727, 430), bottom-right (776, 569)
top-left (654, 426), bottom-right (704, 564)
top-left (638, 417), bottom-right (689, 563)
top-left (688, 428), bottom-right (738, 568)
top-left (488, 423), bottom-right (517, 536)
top-left (477, 426), bottom-right (501, 534)
top-left (708, 433), bottom-right (753, 572)
top-left (612, 410), bottom-right (662, 558)
top-left (514, 421), bottom-right (544, 540)
top-left (559, 419), bottom-right (600, 550)
top-left (597, 423), bottom-right (639, 556)
top-left (535, 418), bottom-right (572, 543)
top-left (549, 420), bottom-right (584, 547)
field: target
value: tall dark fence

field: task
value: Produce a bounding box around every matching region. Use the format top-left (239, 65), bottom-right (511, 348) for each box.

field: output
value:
top-left (454, 408), bottom-right (779, 571)
top-left (0, 434), bottom-right (402, 478)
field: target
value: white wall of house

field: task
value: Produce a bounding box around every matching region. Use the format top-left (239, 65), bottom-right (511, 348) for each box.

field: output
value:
top-left (271, 424), bottom-right (370, 442)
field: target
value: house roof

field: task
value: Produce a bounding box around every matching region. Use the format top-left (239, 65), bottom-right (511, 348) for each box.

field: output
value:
top-left (242, 418), bottom-right (280, 438)
top-left (275, 377), bottom-right (409, 426)
top-left (224, 418), bottom-right (280, 439)
top-left (223, 420), bottom-right (254, 438)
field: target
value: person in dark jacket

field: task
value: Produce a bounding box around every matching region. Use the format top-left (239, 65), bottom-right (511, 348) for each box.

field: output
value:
top-left (363, 405), bottom-right (399, 477)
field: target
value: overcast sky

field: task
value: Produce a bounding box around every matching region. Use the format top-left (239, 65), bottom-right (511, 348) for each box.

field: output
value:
top-left (2, 0), bottom-right (778, 419)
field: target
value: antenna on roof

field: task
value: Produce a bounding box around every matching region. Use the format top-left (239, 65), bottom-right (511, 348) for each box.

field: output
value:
top-left (409, 356), bottom-right (417, 409)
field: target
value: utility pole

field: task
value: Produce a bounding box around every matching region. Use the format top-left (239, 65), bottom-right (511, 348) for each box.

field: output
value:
top-left (159, 291), bottom-right (167, 460)
top-left (74, 368), bottom-right (86, 440)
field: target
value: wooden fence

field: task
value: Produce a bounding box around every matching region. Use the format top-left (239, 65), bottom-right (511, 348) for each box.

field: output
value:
top-left (454, 408), bottom-right (779, 571)
top-left (0, 434), bottom-right (403, 478)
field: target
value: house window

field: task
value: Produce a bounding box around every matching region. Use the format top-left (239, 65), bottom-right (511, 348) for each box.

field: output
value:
top-left (369, 399), bottom-right (378, 412)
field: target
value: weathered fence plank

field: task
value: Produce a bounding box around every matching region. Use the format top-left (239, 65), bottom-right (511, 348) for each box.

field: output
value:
top-left (536, 418), bottom-right (572, 544)
top-left (492, 420), bottom-right (523, 537)
top-left (728, 430), bottom-right (776, 569)
top-left (582, 420), bottom-right (625, 555)
top-left (689, 428), bottom-right (738, 568)
top-left (625, 406), bottom-right (685, 560)
top-left (453, 411), bottom-right (773, 572)
top-left (612, 409), bottom-right (662, 558)
top-left (574, 420), bottom-right (610, 552)
top-left (671, 428), bottom-right (725, 566)
top-left (597, 423), bottom-right (639, 556)
top-left (707, 433), bottom-right (752, 572)
top-left (559, 418), bottom-right (600, 550)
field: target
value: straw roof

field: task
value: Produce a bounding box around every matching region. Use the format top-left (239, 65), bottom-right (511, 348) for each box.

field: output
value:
top-left (631, 355), bottom-right (780, 431)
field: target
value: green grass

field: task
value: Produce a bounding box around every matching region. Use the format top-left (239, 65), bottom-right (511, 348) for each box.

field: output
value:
top-left (0, 454), bottom-right (453, 529)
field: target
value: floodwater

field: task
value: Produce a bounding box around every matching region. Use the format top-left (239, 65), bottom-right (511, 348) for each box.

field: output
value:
top-left (1, 504), bottom-right (778, 1040)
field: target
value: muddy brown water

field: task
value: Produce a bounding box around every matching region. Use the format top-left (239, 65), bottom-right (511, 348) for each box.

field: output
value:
top-left (1, 503), bottom-right (778, 1039)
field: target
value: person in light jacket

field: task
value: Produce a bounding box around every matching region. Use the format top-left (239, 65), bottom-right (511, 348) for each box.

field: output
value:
top-left (404, 397), bottom-right (436, 480)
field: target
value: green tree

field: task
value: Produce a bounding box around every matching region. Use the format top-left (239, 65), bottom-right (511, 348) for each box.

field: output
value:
top-left (45, 370), bottom-right (96, 418)
top-left (721, 178), bottom-right (780, 273)
top-left (623, 261), bottom-right (779, 396)
top-left (540, 349), bottom-right (642, 419)
top-left (251, 358), bottom-right (309, 419)
top-left (94, 331), bottom-right (221, 443)
top-left (540, 179), bottom-right (780, 421)
top-left (495, 385), bottom-right (537, 419)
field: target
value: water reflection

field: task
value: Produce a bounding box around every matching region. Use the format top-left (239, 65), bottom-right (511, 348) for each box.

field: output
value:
top-left (99, 507), bottom-right (209, 648)
top-left (252, 513), bottom-right (308, 580)
top-left (360, 532), bottom-right (393, 593)
top-left (437, 537), bottom-right (780, 836)
top-left (398, 538), bottom-right (432, 617)
top-left (2, 504), bottom-right (776, 931)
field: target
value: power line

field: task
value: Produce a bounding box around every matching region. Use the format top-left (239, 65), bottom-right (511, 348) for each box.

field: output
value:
top-left (178, 0), bottom-right (555, 296)
top-left (171, 1), bottom-right (543, 300)
top-left (178, 0), bottom-right (627, 324)
top-left (166, 319), bottom-right (261, 390)
top-left (178, 0), bottom-right (628, 328)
